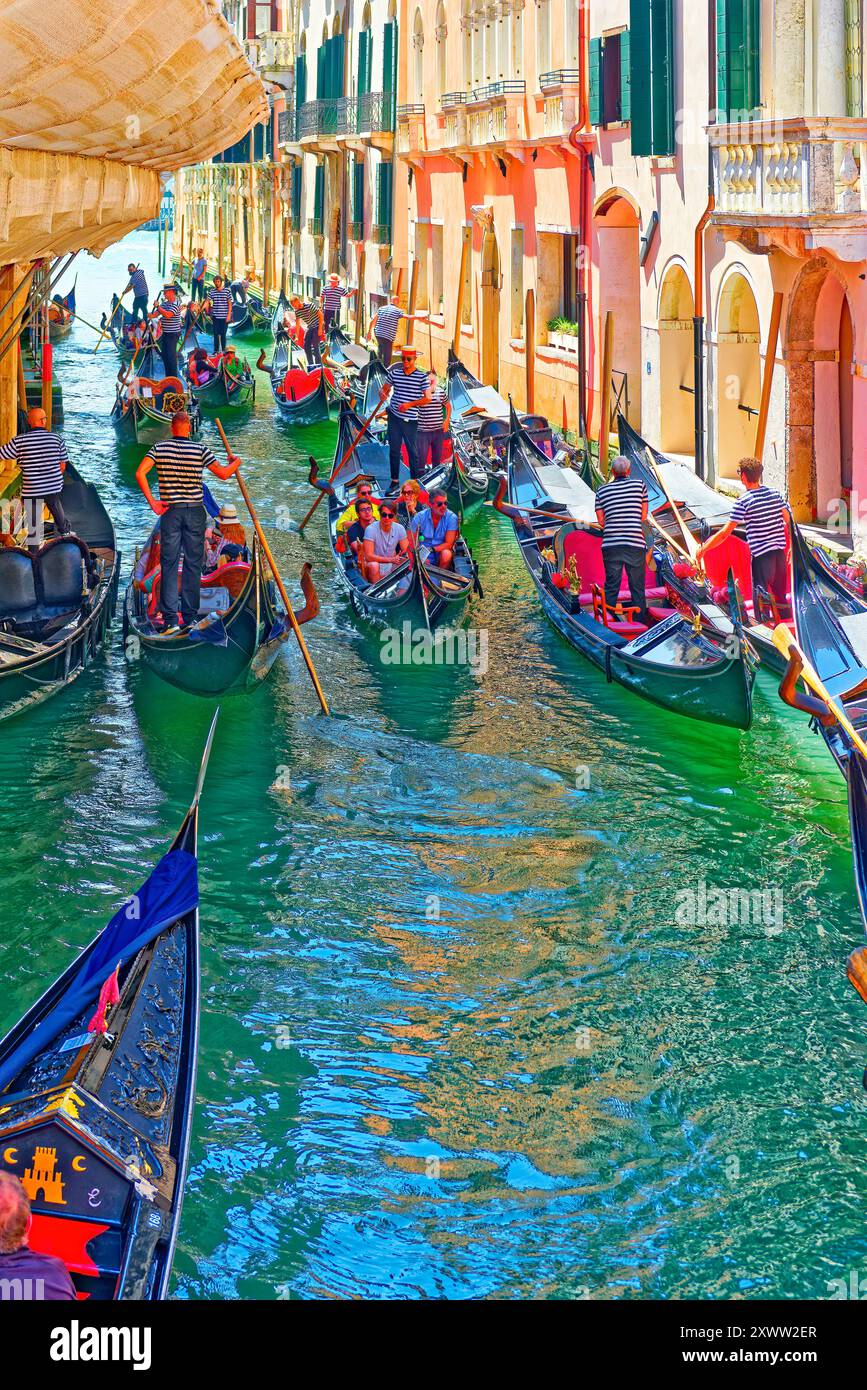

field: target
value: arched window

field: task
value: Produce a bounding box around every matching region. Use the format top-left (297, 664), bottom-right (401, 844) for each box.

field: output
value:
top-left (413, 9), bottom-right (425, 103)
top-left (333, 12), bottom-right (342, 38)
top-left (536, 0), bottom-right (550, 77)
top-left (435, 2), bottom-right (447, 97)
top-left (461, 0), bottom-right (473, 90)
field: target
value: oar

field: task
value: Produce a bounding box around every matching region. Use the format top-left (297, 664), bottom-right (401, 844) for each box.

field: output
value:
top-left (488, 474), bottom-right (598, 527)
top-left (410, 533), bottom-right (431, 632)
top-left (645, 446), bottom-right (703, 568)
top-left (296, 401), bottom-right (387, 534)
top-left (772, 625), bottom-right (867, 760)
top-left (93, 267), bottom-right (142, 354)
top-left (214, 418), bottom-right (330, 716)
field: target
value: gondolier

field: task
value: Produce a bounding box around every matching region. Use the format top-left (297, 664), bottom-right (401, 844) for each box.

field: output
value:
top-left (378, 346), bottom-right (432, 486)
top-left (0, 407), bottom-right (72, 551)
top-left (321, 273), bottom-right (355, 332)
top-left (369, 294), bottom-right (411, 367)
top-left (205, 276), bottom-right (232, 354)
top-left (154, 284), bottom-right (183, 377)
top-left (697, 458), bottom-right (789, 604)
top-left (134, 410), bottom-right (242, 630)
top-left (191, 248), bottom-right (207, 302)
top-left (417, 372), bottom-right (451, 471)
top-left (122, 264), bottom-right (149, 323)
top-left (0, 1173), bottom-right (76, 1301)
top-left (291, 294), bottom-right (325, 367)
top-left (594, 455), bottom-right (650, 624)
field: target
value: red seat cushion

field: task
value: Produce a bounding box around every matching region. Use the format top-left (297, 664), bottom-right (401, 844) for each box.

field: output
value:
top-left (608, 621), bottom-right (648, 638)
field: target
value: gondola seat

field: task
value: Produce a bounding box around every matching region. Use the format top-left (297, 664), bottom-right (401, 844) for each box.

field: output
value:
top-left (0, 548), bottom-right (38, 621)
top-left (557, 525), bottom-right (667, 607)
top-left (38, 538), bottom-right (89, 614)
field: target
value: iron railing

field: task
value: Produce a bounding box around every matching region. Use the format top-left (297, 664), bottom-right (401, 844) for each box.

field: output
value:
top-left (358, 90), bottom-right (395, 133)
top-left (277, 108), bottom-right (297, 144)
top-left (470, 79), bottom-right (526, 102)
top-left (539, 69), bottom-right (582, 90)
top-left (371, 222), bottom-right (392, 245)
top-left (348, 220), bottom-right (364, 241)
top-left (308, 217), bottom-right (323, 237)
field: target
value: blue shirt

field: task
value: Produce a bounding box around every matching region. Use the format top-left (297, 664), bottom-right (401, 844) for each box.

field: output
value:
top-left (192, 257), bottom-right (206, 279)
top-left (411, 507), bottom-right (459, 548)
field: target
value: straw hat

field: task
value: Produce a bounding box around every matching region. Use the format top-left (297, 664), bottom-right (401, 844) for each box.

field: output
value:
top-left (218, 504), bottom-right (240, 527)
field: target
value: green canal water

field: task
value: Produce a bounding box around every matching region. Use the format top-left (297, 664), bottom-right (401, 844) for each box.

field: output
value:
top-left (2, 231), bottom-right (866, 1300)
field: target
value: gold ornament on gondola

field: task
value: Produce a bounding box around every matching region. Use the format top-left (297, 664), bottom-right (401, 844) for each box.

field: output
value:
top-left (567, 556), bottom-right (582, 595)
top-left (163, 393), bottom-right (187, 414)
top-left (692, 609), bottom-right (703, 635)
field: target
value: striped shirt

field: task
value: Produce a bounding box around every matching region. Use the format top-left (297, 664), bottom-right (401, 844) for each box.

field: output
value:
top-left (0, 429), bottom-right (68, 498)
top-left (731, 485), bottom-right (787, 558)
top-left (160, 297), bottom-right (182, 335)
top-left (129, 268), bottom-right (148, 298)
top-left (144, 438), bottom-right (218, 506)
top-left (322, 284), bottom-right (347, 312)
top-left (418, 385), bottom-right (446, 431)
top-left (375, 303), bottom-right (403, 342)
top-left (209, 288), bottom-right (232, 320)
top-left (296, 300), bottom-right (319, 328)
top-left (594, 476), bottom-right (649, 549)
top-left (386, 365), bottom-right (429, 421)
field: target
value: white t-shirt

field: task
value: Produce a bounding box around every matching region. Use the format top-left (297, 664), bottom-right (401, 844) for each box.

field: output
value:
top-left (364, 520), bottom-right (407, 558)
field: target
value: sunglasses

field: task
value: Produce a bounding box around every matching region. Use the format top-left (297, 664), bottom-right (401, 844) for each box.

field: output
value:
top-left (380, 509), bottom-right (396, 518)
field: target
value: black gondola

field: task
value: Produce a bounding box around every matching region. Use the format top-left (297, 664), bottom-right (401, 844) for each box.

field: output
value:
top-left (258, 334), bottom-right (337, 426)
top-left (501, 407), bottom-right (755, 728)
top-left (227, 292), bottom-right (269, 336)
top-left (326, 323), bottom-right (373, 373)
top-left (0, 713), bottom-right (218, 1299)
top-left (317, 400), bottom-right (476, 632)
top-left (111, 376), bottom-right (200, 444)
top-left (183, 352), bottom-right (255, 410)
top-left (0, 464), bottom-right (120, 721)
top-left (124, 501), bottom-right (318, 696)
top-left (48, 281), bottom-right (76, 340)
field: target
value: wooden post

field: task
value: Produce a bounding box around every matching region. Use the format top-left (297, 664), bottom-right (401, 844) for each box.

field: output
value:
top-left (188, 223), bottom-right (194, 280)
top-left (179, 212), bottom-right (185, 280)
top-left (0, 266), bottom-right (19, 440)
top-left (404, 259), bottom-right (419, 346)
top-left (525, 288), bottom-right (535, 413)
top-left (280, 213), bottom-right (289, 296)
top-left (598, 310), bottom-right (614, 476)
top-left (263, 235), bottom-right (271, 307)
top-left (354, 244), bottom-right (366, 344)
top-left (453, 234), bottom-right (470, 353)
top-left (230, 211), bottom-right (236, 282)
top-left (755, 290), bottom-right (784, 463)
top-left (218, 205), bottom-right (224, 280)
top-left (17, 340), bottom-right (26, 418)
top-left (394, 265), bottom-right (405, 304)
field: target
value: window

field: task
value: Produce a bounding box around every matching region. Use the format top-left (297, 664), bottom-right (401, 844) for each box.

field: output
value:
top-left (536, 0), bottom-right (551, 75)
top-left (590, 30), bottom-right (631, 127)
top-left (383, 17), bottom-right (398, 122)
top-left (473, 0), bottom-right (485, 85)
top-left (291, 163), bottom-right (302, 226)
top-left (510, 228), bottom-right (524, 339)
top-left (629, 0), bottom-right (674, 155)
top-left (561, 234), bottom-right (581, 322)
top-left (845, 0), bottom-right (863, 118)
top-left (715, 0), bottom-right (760, 122)
top-left (313, 163), bottom-right (324, 231)
top-left (461, 225), bottom-right (472, 326)
top-left (565, 0), bottom-right (579, 65)
top-left (376, 161), bottom-right (393, 239)
top-left (413, 9), bottom-right (425, 103)
top-left (352, 158), bottom-right (365, 235)
top-left (415, 223), bottom-right (430, 311)
top-left (462, 0), bottom-right (472, 89)
top-left (431, 225), bottom-right (444, 314)
top-left (435, 3), bottom-right (447, 98)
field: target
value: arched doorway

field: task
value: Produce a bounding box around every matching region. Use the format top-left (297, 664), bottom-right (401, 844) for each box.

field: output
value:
top-left (594, 194), bottom-right (641, 430)
top-left (787, 258), bottom-right (855, 523)
top-left (716, 272), bottom-right (761, 481)
top-left (658, 264), bottom-right (695, 455)
top-left (479, 210), bottom-right (500, 389)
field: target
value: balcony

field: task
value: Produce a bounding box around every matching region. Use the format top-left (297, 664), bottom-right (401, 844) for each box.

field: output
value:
top-left (372, 222), bottom-right (392, 246)
top-left (348, 220), bottom-right (364, 241)
top-left (299, 100), bottom-right (341, 150)
top-left (709, 117), bottom-right (867, 261)
top-left (258, 31), bottom-right (293, 83)
top-left (396, 104), bottom-right (426, 163)
top-left (308, 217), bottom-right (323, 239)
top-left (466, 80), bottom-right (526, 160)
top-left (335, 97), bottom-right (356, 137)
top-left (357, 91), bottom-right (395, 153)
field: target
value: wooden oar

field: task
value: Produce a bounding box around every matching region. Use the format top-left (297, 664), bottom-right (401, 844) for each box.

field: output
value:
top-left (94, 267), bottom-right (142, 354)
top-left (772, 625), bottom-right (867, 759)
top-left (214, 418), bottom-right (330, 717)
top-left (296, 401), bottom-right (387, 534)
top-left (409, 532), bottom-right (431, 632)
top-left (644, 446), bottom-right (702, 567)
top-left (488, 474), bottom-right (598, 527)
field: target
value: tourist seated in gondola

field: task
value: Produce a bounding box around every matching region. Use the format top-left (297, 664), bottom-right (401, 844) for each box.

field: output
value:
top-left (594, 455), bottom-right (650, 625)
top-left (0, 1172), bottom-right (75, 1301)
top-left (204, 504), bottom-right (248, 572)
top-left (362, 499), bottom-right (410, 582)
top-left (410, 489), bottom-right (459, 569)
top-left (343, 498), bottom-right (376, 576)
top-left (396, 478), bottom-right (428, 526)
top-left (696, 457), bottom-right (789, 607)
top-left (187, 348), bottom-right (217, 387)
top-left (337, 480), bottom-right (380, 534)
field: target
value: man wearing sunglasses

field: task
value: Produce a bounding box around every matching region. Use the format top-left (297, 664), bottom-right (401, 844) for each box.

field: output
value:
top-left (410, 489), bottom-right (459, 570)
top-left (337, 480), bottom-right (381, 534)
top-left (362, 500), bottom-right (410, 583)
top-left (379, 345), bottom-right (432, 487)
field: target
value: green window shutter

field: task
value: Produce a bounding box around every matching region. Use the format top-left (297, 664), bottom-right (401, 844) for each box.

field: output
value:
top-left (314, 163), bottom-right (324, 222)
top-left (353, 160), bottom-right (365, 224)
top-left (588, 37), bottom-right (603, 126)
top-left (317, 43), bottom-right (326, 98)
top-left (716, 0), bottom-right (728, 119)
top-left (619, 29), bottom-right (632, 123)
top-left (650, 0), bottom-right (675, 155)
top-left (295, 54), bottom-right (307, 110)
top-left (745, 0), bottom-right (760, 114)
top-left (364, 32), bottom-right (373, 93)
top-left (629, 0), bottom-right (653, 155)
top-left (383, 20), bottom-right (397, 125)
top-left (291, 163), bottom-right (302, 223)
top-left (376, 161), bottom-right (393, 232)
top-left (335, 32), bottom-right (345, 95)
top-left (358, 30), bottom-right (370, 96)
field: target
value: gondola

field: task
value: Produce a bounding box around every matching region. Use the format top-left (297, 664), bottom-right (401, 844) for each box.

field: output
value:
top-left (500, 406), bottom-right (755, 728)
top-left (257, 333), bottom-right (336, 427)
top-left (316, 399), bottom-right (477, 632)
top-left (617, 416), bottom-right (735, 535)
top-left (110, 375), bottom-right (201, 444)
top-left (270, 290), bottom-right (291, 339)
top-left (227, 291), bottom-right (269, 336)
top-left (0, 464), bottom-right (120, 721)
top-left (0, 714), bottom-right (218, 1299)
top-left (102, 288), bottom-right (179, 359)
top-left (447, 348), bottom-right (566, 495)
top-left (326, 323), bottom-right (373, 373)
top-left (183, 351), bottom-right (255, 409)
top-left (48, 280), bottom-right (76, 340)
top-left (123, 501), bottom-right (319, 696)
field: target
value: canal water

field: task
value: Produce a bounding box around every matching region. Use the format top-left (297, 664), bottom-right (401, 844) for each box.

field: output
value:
top-left (2, 231), bottom-right (866, 1300)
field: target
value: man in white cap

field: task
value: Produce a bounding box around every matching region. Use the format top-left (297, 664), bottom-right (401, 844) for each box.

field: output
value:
top-left (320, 273), bottom-right (356, 333)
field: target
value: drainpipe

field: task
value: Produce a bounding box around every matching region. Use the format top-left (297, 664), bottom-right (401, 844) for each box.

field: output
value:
top-left (693, 178), bottom-right (714, 481)
top-left (568, 0), bottom-right (593, 442)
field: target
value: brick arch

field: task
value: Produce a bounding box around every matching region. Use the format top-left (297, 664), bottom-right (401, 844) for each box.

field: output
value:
top-left (786, 257), bottom-right (853, 522)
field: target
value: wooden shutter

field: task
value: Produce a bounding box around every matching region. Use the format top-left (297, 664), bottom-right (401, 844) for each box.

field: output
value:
top-left (295, 53), bottom-right (307, 110)
top-left (377, 161), bottom-right (393, 233)
top-left (651, 0), bottom-right (675, 154)
top-left (629, 0), bottom-right (653, 155)
top-left (744, 0), bottom-right (760, 114)
top-left (291, 164), bottom-right (302, 224)
top-left (716, 0), bottom-right (728, 119)
top-left (588, 36), bottom-right (603, 127)
top-left (353, 159), bottom-right (365, 225)
top-left (316, 42), bottom-right (326, 98)
top-left (383, 19), bottom-right (397, 125)
top-left (619, 29), bottom-right (632, 123)
top-left (314, 163), bottom-right (324, 223)
top-left (358, 30), bottom-right (370, 96)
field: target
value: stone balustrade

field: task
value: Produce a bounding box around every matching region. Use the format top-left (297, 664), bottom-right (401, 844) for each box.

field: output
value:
top-left (710, 118), bottom-right (867, 221)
